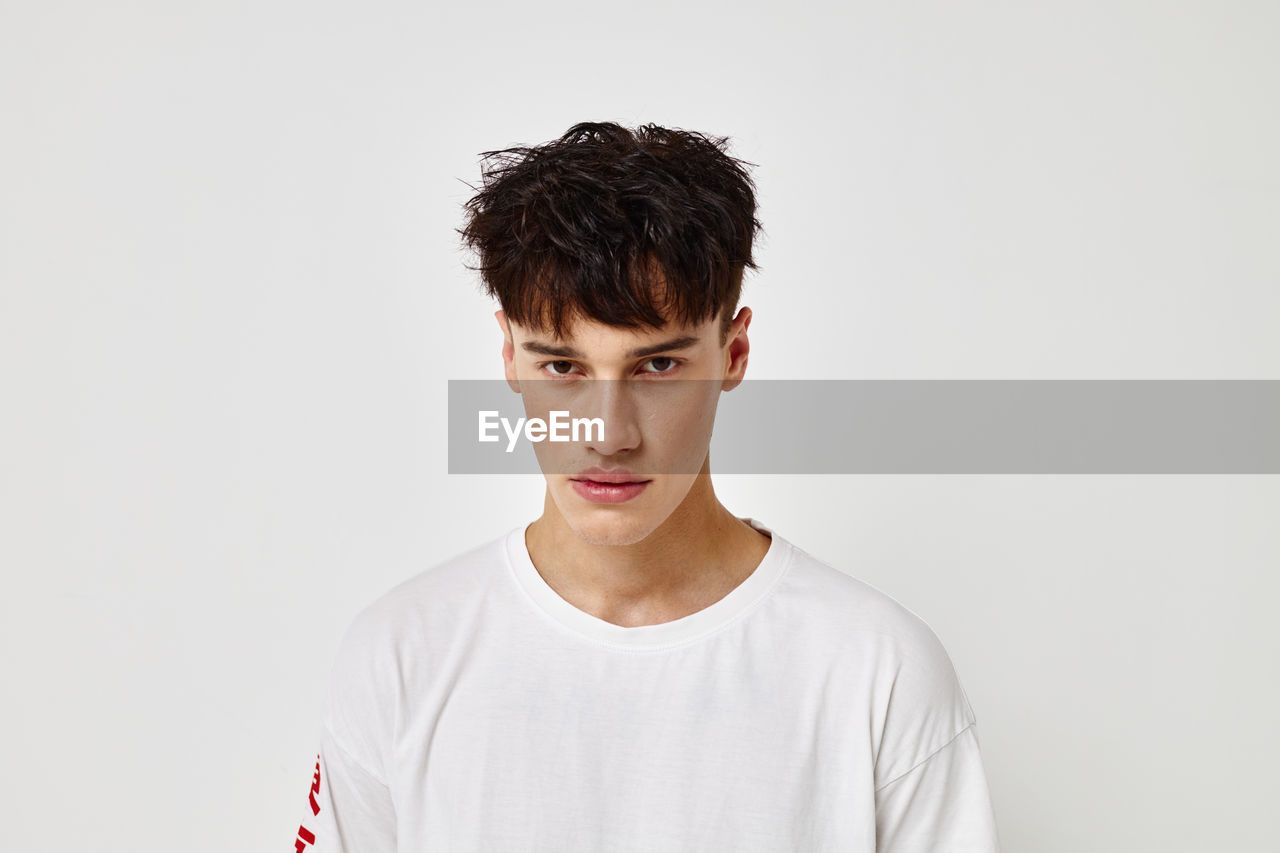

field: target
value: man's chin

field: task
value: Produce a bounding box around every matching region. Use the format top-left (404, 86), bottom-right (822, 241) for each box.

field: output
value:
top-left (561, 510), bottom-right (661, 548)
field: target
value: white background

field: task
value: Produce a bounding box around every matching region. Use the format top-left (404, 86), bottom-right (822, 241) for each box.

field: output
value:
top-left (2, 1), bottom-right (1277, 851)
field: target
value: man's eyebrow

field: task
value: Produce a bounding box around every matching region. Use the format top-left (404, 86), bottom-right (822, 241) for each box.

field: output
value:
top-left (626, 336), bottom-right (701, 358)
top-left (520, 336), bottom-right (702, 360)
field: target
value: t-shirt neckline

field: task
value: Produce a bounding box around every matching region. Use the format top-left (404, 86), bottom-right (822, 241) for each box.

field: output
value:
top-left (504, 517), bottom-right (794, 651)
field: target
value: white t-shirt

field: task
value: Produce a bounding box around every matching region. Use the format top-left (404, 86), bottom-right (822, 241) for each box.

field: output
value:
top-left (292, 518), bottom-right (1001, 852)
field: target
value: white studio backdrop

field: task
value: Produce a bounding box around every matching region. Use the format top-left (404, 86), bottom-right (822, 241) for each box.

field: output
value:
top-left (1, 1), bottom-right (1277, 851)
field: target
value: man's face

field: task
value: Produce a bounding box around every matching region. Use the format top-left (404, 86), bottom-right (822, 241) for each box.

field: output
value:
top-left (498, 306), bottom-right (752, 547)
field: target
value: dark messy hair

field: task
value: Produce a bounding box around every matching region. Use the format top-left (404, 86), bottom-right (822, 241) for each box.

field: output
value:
top-left (457, 121), bottom-right (762, 345)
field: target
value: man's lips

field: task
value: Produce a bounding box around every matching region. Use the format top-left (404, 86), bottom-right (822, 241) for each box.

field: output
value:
top-left (571, 467), bottom-right (652, 484)
top-left (569, 477), bottom-right (650, 504)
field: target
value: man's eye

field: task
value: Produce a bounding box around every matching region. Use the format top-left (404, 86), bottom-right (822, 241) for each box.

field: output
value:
top-left (642, 357), bottom-right (679, 374)
top-left (542, 360), bottom-right (577, 376)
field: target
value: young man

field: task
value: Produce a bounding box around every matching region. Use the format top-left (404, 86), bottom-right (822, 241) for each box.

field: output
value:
top-left (293, 122), bottom-right (1001, 851)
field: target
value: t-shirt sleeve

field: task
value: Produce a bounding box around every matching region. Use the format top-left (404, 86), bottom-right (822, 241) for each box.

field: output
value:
top-left (874, 722), bottom-right (1001, 852)
top-left (869, 609), bottom-right (1001, 852)
top-left (290, 725), bottom-right (397, 852)
top-left (291, 602), bottom-right (400, 852)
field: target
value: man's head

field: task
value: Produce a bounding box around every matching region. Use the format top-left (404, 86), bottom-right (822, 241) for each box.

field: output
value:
top-left (459, 121), bottom-right (762, 546)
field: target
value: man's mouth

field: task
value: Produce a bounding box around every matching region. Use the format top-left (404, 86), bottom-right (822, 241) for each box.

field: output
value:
top-left (571, 467), bottom-right (652, 484)
top-left (569, 475), bottom-right (652, 504)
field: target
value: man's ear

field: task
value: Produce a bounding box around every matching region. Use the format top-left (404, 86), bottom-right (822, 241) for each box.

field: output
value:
top-left (721, 306), bottom-right (752, 392)
top-left (496, 310), bottom-right (520, 392)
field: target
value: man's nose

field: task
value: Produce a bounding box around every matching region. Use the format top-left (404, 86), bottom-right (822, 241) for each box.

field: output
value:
top-left (582, 379), bottom-right (643, 457)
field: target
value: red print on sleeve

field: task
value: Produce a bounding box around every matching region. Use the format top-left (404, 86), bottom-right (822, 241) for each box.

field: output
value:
top-left (310, 757), bottom-right (322, 816)
top-left (295, 755), bottom-right (321, 851)
top-left (294, 826), bottom-right (316, 853)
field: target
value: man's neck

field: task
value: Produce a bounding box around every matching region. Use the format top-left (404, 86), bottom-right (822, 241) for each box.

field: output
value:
top-left (524, 479), bottom-right (772, 629)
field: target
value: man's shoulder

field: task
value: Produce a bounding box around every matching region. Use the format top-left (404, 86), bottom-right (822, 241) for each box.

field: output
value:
top-left (778, 536), bottom-right (979, 776)
top-left (778, 537), bottom-right (962, 671)
top-left (338, 527), bottom-right (515, 649)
